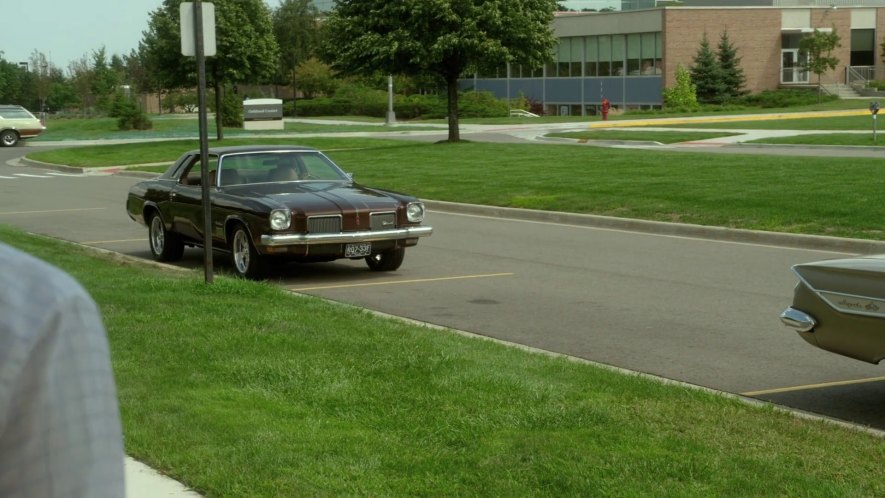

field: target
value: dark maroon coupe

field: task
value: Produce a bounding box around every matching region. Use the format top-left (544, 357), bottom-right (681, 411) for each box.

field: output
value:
top-left (126, 145), bottom-right (432, 278)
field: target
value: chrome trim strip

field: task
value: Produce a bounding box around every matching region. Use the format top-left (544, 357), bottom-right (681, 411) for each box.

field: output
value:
top-left (780, 307), bottom-right (817, 333)
top-left (260, 226), bottom-right (433, 246)
top-left (817, 290), bottom-right (885, 319)
top-left (791, 264), bottom-right (885, 319)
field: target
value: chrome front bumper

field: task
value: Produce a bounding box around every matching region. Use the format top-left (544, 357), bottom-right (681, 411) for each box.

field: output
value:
top-left (260, 226), bottom-right (433, 247)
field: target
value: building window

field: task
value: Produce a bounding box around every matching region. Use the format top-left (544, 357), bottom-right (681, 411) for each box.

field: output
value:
top-left (641, 32), bottom-right (659, 74)
top-left (612, 35), bottom-right (625, 76)
top-left (585, 37), bottom-right (598, 76)
top-left (570, 38), bottom-right (583, 77)
top-left (851, 29), bottom-right (875, 66)
top-left (598, 35), bottom-right (612, 76)
top-left (627, 33), bottom-right (641, 75)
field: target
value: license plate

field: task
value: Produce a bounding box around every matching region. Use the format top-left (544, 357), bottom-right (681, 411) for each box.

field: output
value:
top-left (345, 242), bottom-right (371, 257)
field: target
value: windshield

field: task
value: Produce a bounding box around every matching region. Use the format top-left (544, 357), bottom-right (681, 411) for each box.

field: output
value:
top-left (217, 151), bottom-right (349, 186)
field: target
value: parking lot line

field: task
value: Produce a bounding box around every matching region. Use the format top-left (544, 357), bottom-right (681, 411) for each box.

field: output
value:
top-left (0, 207), bottom-right (105, 216)
top-left (287, 272), bottom-right (514, 292)
top-left (741, 376), bottom-right (885, 396)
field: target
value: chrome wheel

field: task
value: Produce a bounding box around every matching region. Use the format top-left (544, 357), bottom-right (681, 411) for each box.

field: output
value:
top-left (147, 212), bottom-right (184, 262)
top-left (0, 130), bottom-right (18, 147)
top-left (232, 228), bottom-right (251, 275)
top-left (231, 225), bottom-right (264, 279)
top-left (149, 215), bottom-right (165, 255)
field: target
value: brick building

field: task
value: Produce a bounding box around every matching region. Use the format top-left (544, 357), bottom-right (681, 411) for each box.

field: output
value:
top-left (462, 0), bottom-right (885, 116)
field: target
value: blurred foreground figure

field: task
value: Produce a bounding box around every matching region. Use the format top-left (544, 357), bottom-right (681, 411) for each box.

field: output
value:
top-left (0, 242), bottom-right (125, 498)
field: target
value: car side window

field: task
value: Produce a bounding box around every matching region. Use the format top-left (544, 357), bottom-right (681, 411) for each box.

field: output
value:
top-left (178, 155), bottom-right (218, 187)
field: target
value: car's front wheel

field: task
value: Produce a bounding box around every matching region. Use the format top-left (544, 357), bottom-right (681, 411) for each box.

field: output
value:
top-left (0, 130), bottom-right (19, 147)
top-left (231, 225), bottom-right (265, 279)
top-left (365, 248), bottom-right (405, 271)
top-left (148, 212), bottom-right (184, 262)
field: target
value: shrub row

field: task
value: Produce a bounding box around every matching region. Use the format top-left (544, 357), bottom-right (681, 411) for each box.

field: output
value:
top-left (287, 90), bottom-right (510, 119)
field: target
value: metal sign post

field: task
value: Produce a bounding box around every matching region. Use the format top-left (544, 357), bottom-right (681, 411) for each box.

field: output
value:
top-left (870, 101), bottom-right (880, 144)
top-left (182, 1), bottom-right (217, 283)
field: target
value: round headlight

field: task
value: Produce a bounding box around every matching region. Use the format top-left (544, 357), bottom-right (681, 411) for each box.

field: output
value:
top-left (406, 202), bottom-right (425, 223)
top-left (270, 209), bottom-right (291, 230)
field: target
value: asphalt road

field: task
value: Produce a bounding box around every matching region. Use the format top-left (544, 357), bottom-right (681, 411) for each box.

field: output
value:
top-left (1, 142), bottom-right (883, 433)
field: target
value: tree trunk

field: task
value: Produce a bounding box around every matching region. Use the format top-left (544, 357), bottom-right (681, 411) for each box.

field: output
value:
top-left (446, 75), bottom-right (460, 142)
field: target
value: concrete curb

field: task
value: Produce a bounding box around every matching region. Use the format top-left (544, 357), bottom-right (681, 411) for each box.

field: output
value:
top-left (423, 200), bottom-right (885, 255)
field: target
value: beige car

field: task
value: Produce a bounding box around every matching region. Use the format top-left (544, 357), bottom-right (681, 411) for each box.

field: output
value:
top-left (780, 255), bottom-right (885, 364)
top-left (0, 105), bottom-right (45, 146)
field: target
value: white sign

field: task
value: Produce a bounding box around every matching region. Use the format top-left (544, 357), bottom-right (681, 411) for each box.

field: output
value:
top-left (180, 2), bottom-right (217, 56)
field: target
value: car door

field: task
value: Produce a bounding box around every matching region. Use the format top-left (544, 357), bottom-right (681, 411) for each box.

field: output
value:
top-left (169, 154), bottom-right (218, 242)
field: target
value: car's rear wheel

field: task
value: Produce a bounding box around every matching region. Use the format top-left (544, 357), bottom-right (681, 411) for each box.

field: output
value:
top-left (148, 212), bottom-right (184, 262)
top-left (231, 225), bottom-right (265, 279)
top-left (365, 247), bottom-right (405, 271)
top-left (0, 130), bottom-right (19, 147)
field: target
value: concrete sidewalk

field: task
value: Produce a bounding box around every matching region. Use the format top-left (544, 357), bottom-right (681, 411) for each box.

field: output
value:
top-left (126, 457), bottom-right (202, 497)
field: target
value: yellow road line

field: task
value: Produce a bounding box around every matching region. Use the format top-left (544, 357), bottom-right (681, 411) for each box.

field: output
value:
top-left (741, 376), bottom-right (885, 396)
top-left (0, 207), bottom-right (105, 216)
top-left (288, 272), bottom-right (514, 292)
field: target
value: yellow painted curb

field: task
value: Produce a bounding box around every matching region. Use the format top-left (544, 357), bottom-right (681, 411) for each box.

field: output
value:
top-left (589, 109), bottom-right (869, 128)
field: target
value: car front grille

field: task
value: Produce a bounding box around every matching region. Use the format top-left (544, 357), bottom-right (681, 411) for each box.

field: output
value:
top-left (307, 215), bottom-right (342, 233)
top-left (370, 212), bottom-right (397, 231)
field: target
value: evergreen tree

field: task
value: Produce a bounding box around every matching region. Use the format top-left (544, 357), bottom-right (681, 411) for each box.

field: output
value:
top-left (690, 33), bottom-right (727, 104)
top-left (716, 31), bottom-right (747, 101)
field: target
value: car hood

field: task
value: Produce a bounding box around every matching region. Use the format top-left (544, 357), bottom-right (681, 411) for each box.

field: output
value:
top-left (224, 181), bottom-right (405, 213)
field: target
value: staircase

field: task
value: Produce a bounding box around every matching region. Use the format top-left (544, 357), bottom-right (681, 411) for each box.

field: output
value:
top-left (821, 83), bottom-right (863, 99)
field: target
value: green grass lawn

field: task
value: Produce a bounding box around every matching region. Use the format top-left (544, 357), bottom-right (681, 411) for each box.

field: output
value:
top-left (2, 225), bottom-right (882, 497)
top-left (25, 138), bottom-right (885, 240)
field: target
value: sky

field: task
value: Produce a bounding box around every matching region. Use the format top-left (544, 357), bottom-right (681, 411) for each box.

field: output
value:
top-left (2, 0), bottom-right (622, 71)
top-left (2, 0), bottom-right (168, 70)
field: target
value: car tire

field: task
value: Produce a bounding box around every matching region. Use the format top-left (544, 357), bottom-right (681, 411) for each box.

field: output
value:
top-left (0, 130), bottom-right (19, 147)
top-left (231, 225), bottom-right (265, 279)
top-left (365, 247), bottom-right (405, 272)
top-left (148, 212), bottom-right (184, 262)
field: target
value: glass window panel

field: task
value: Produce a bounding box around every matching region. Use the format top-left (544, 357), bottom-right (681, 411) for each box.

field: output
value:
top-left (598, 36), bottom-right (611, 63)
top-left (570, 62), bottom-right (581, 76)
top-left (627, 34), bottom-right (641, 58)
top-left (641, 32), bottom-right (656, 58)
top-left (655, 32), bottom-right (662, 58)
top-left (571, 38), bottom-right (583, 62)
top-left (612, 35), bottom-right (625, 59)
top-left (558, 40), bottom-right (570, 62)
top-left (586, 37), bottom-right (598, 62)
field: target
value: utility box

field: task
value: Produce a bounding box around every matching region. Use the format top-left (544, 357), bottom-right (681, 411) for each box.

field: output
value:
top-left (243, 98), bottom-right (284, 130)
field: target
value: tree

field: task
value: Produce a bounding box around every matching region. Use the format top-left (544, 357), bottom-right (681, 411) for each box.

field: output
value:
top-left (272, 0), bottom-right (321, 107)
top-left (690, 32), bottom-right (727, 104)
top-left (799, 26), bottom-right (840, 102)
top-left (322, 0), bottom-right (558, 142)
top-left (139, 0), bottom-right (280, 139)
top-left (91, 48), bottom-right (120, 113)
top-left (716, 31), bottom-right (747, 101)
top-left (662, 64), bottom-right (698, 110)
top-left (294, 57), bottom-right (336, 99)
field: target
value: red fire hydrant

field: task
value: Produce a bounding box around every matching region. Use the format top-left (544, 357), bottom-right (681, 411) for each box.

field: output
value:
top-left (601, 98), bottom-right (610, 121)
